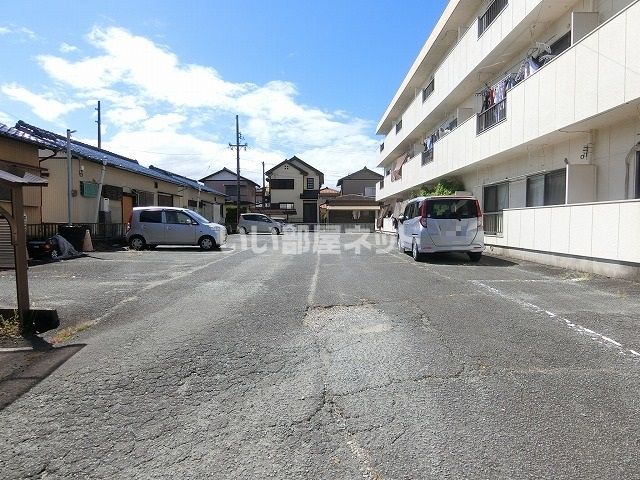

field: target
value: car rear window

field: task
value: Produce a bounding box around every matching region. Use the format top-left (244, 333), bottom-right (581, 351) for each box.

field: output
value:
top-left (425, 199), bottom-right (477, 219)
top-left (139, 210), bottom-right (162, 223)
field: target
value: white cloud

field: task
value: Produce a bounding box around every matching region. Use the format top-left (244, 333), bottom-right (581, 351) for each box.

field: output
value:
top-left (0, 27), bottom-right (10, 35)
top-left (0, 111), bottom-right (13, 125)
top-left (12, 25), bottom-right (380, 186)
top-left (59, 42), bottom-right (78, 53)
top-left (0, 83), bottom-right (83, 122)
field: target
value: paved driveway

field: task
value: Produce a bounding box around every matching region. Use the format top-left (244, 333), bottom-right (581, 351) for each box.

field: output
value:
top-left (1, 233), bottom-right (639, 479)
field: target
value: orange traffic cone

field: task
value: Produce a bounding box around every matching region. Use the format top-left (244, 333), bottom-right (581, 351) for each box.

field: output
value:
top-left (82, 229), bottom-right (94, 252)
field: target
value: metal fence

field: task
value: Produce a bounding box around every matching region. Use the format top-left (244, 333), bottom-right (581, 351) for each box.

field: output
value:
top-left (26, 223), bottom-right (127, 242)
top-left (478, 0), bottom-right (508, 37)
top-left (477, 99), bottom-right (507, 134)
top-left (483, 212), bottom-right (503, 236)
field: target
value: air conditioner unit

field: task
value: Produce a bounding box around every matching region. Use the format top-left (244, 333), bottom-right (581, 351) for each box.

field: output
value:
top-left (100, 197), bottom-right (110, 212)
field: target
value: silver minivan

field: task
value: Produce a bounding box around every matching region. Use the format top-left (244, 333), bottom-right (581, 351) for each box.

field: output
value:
top-left (126, 207), bottom-right (227, 250)
top-left (237, 213), bottom-right (283, 234)
top-left (397, 195), bottom-right (484, 262)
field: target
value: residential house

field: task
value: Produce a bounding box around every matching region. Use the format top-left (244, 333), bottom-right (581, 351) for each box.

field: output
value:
top-left (376, 0), bottom-right (640, 278)
top-left (15, 122), bottom-right (226, 232)
top-left (0, 124), bottom-right (51, 225)
top-left (266, 156), bottom-right (324, 223)
top-left (336, 167), bottom-right (382, 197)
top-left (318, 186), bottom-right (340, 221)
top-left (323, 167), bottom-right (382, 225)
top-left (200, 167), bottom-right (259, 207)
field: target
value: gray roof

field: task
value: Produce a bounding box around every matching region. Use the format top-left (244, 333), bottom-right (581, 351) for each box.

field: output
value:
top-left (0, 123), bottom-right (58, 149)
top-left (13, 121), bottom-right (225, 197)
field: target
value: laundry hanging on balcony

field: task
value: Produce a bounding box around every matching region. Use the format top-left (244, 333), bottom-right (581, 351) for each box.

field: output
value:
top-left (390, 154), bottom-right (407, 182)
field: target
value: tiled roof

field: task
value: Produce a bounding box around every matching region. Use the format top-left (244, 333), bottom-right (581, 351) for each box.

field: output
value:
top-left (14, 121), bottom-right (225, 197)
top-left (0, 123), bottom-right (58, 149)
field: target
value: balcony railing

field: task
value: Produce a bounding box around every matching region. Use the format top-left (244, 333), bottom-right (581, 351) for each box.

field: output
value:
top-left (477, 99), bottom-right (506, 134)
top-left (421, 149), bottom-right (434, 166)
top-left (422, 78), bottom-right (435, 102)
top-left (478, 0), bottom-right (508, 37)
top-left (483, 212), bottom-right (503, 236)
top-left (380, 142), bottom-right (385, 152)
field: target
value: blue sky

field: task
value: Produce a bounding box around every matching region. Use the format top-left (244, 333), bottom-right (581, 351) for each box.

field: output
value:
top-left (0, 0), bottom-right (448, 186)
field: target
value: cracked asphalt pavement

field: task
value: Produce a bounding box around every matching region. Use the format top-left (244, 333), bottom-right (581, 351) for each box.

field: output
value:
top-left (0, 233), bottom-right (639, 479)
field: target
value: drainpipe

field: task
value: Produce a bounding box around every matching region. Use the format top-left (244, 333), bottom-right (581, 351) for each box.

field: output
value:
top-left (94, 160), bottom-right (107, 223)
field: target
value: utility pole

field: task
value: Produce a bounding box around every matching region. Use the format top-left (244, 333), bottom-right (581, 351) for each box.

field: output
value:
top-left (66, 129), bottom-right (76, 225)
top-left (95, 101), bottom-right (102, 149)
top-left (262, 161), bottom-right (265, 207)
top-left (229, 115), bottom-right (247, 225)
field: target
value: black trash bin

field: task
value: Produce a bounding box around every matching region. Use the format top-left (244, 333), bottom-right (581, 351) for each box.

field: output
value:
top-left (58, 225), bottom-right (87, 252)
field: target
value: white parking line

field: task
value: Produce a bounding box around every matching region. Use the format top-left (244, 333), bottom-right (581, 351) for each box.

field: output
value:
top-left (471, 280), bottom-right (639, 360)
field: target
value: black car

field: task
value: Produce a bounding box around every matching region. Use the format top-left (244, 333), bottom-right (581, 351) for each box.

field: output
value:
top-left (27, 238), bottom-right (60, 260)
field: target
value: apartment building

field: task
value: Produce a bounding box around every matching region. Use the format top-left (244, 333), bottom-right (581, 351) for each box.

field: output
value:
top-left (376, 0), bottom-right (640, 278)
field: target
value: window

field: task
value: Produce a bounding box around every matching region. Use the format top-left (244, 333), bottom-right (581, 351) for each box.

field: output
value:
top-left (396, 119), bottom-right (403, 134)
top-left (636, 152), bottom-right (640, 199)
top-left (225, 185), bottom-right (246, 196)
top-left (364, 186), bottom-right (376, 197)
top-left (527, 169), bottom-right (566, 207)
top-left (279, 202), bottom-right (294, 210)
top-left (306, 177), bottom-right (314, 190)
top-left (483, 182), bottom-right (509, 212)
top-left (136, 191), bottom-right (155, 206)
top-left (404, 202), bottom-right (418, 219)
top-left (157, 193), bottom-right (173, 207)
top-left (549, 32), bottom-right (571, 57)
top-left (102, 184), bottom-right (123, 201)
top-left (380, 143), bottom-right (385, 152)
top-left (80, 181), bottom-right (99, 198)
top-left (426, 199), bottom-right (478, 219)
top-left (422, 78), bottom-right (435, 102)
top-left (270, 179), bottom-right (294, 189)
top-left (478, 0), bottom-right (508, 37)
top-left (165, 210), bottom-right (194, 224)
top-left (139, 210), bottom-right (162, 223)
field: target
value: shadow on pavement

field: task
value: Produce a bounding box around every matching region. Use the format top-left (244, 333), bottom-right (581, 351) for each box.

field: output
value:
top-left (410, 252), bottom-right (518, 267)
top-left (0, 339), bottom-right (85, 411)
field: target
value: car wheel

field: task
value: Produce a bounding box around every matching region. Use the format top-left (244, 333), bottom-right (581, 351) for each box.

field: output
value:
top-left (397, 236), bottom-right (404, 253)
top-left (50, 249), bottom-right (59, 260)
top-left (468, 252), bottom-right (482, 262)
top-left (199, 236), bottom-right (216, 251)
top-left (238, 226), bottom-right (247, 235)
top-left (129, 235), bottom-right (146, 251)
top-left (412, 241), bottom-right (423, 261)
top-left (270, 227), bottom-right (280, 235)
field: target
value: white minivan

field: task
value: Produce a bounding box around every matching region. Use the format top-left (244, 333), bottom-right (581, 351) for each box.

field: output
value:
top-left (397, 195), bottom-right (484, 262)
top-left (126, 207), bottom-right (227, 251)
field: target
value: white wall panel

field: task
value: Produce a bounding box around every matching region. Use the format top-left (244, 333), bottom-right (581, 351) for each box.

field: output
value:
top-left (550, 207), bottom-right (571, 254)
top-left (568, 205), bottom-right (593, 256)
top-left (523, 74), bottom-right (540, 142)
top-left (574, 33), bottom-right (599, 121)
top-left (625, 5), bottom-right (640, 101)
top-left (519, 209), bottom-right (536, 250)
top-left (617, 202), bottom-right (640, 262)
top-left (598, 15), bottom-right (627, 112)
top-left (591, 203), bottom-right (620, 259)
top-left (533, 207), bottom-right (552, 251)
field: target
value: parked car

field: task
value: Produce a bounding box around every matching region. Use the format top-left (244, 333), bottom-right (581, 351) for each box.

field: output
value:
top-left (396, 195), bottom-right (484, 262)
top-left (126, 207), bottom-right (227, 251)
top-left (27, 238), bottom-right (60, 260)
top-left (270, 216), bottom-right (295, 232)
top-left (237, 213), bottom-right (283, 234)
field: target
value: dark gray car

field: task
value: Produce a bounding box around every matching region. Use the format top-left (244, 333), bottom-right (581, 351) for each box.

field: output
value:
top-left (237, 213), bottom-right (282, 234)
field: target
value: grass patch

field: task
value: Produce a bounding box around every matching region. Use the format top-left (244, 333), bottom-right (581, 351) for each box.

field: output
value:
top-left (0, 311), bottom-right (22, 337)
top-left (51, 321), bottom-right (94, 344)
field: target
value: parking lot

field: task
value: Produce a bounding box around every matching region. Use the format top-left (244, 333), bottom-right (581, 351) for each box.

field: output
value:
top-left (1, 232), bottom-right (639, 479)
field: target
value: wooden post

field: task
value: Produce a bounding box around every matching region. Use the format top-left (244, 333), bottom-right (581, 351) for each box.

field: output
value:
top-left (12, 186), bottom-right (30, 330)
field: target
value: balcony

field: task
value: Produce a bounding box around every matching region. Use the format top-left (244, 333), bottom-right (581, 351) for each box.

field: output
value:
top-left (300, 189), bottom-right (320, 199)
top-left (478, 0), bottom-right (508, 37)
top-left (477, 99), bottom-right (507, 134)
